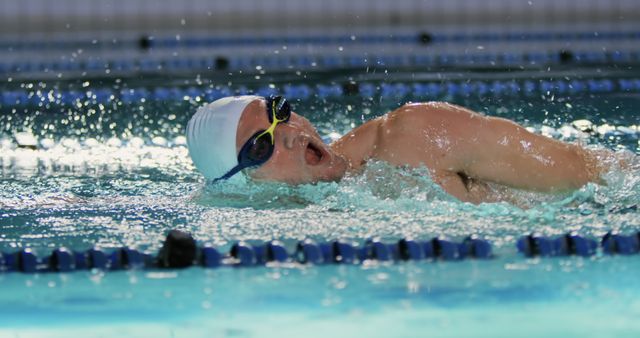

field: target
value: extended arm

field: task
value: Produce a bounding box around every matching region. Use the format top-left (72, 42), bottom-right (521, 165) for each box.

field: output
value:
top-left (422, 103), bottom-right (604, 192)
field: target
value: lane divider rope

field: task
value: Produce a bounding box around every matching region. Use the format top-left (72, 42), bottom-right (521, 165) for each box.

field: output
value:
top-left (517, 231), bottom-right (640, 257)
top-left (2, 78), bottom-right (640, 108)
top-left (0, 230), bottom-right (492, 273)
top-left (1, 49), bottom-right (638, 76)
top-left (2, 230), bottom-right (640, 273)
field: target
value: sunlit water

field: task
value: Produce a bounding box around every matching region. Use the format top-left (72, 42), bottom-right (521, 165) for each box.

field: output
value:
top-left (1, 71), bottom-right (640, 337)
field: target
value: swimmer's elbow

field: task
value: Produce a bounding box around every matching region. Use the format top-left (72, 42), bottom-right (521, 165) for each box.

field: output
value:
top-left (575, 147), bottom-right (610, 186)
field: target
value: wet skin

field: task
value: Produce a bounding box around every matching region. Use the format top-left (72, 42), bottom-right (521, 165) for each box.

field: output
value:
top-left (236, 99), bottom-right (348, 185)
top-left (236, 99), bottom-right (609, 203)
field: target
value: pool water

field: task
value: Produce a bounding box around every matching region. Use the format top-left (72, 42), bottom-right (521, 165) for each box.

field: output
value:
top-left (1, 68), bottom-right (640, 337)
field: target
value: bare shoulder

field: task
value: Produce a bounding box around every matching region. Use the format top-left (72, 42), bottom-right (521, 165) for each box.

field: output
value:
top-left (331, 115), bottom-right (383, 170)
top-left (372, 101), bottom-right (495, 170)
top-left (383, 101), bottom-right (485, 128)
top-left (333, 101), bottom-right (489, 171)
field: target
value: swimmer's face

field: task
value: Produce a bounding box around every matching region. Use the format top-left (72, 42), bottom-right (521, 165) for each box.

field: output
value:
top-left (235, 99), bottom-right (347, 184)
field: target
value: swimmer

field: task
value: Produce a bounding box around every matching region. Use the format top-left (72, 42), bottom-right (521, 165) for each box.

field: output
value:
top-left (186, 95), bottom-right (621, 204)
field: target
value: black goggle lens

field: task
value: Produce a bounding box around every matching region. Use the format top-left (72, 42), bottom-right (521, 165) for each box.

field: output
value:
top-left (267, 95), bottom-right (291, 122)
top-left (246, 133), bottom-right (274, 163)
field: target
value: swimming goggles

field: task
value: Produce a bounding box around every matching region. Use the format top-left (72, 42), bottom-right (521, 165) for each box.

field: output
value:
top-left (214, 95), bottom-right (291, 181)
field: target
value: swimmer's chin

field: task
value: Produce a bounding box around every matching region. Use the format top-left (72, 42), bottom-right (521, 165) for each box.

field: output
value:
top-left (246, 169), bottom-right (346, 185)
top-left (248, 174), bottom-right (344, 186)
top-left (246, 156), bottom-right (349, 185)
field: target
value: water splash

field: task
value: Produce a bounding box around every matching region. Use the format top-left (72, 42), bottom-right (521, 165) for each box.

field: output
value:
top-left (0, 81), bottom-right (639, 252)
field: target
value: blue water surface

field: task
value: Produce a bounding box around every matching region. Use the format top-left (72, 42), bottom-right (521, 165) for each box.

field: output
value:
top-left (1, 68), bottom-right (639, 337)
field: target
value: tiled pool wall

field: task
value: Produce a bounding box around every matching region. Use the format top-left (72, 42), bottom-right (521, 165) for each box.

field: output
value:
top-left (2, 0), bottom-right (639, 36)
top-left (1, 0), bottom-right (639, 79)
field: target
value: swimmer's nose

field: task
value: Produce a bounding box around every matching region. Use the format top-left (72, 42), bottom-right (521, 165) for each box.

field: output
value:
top-left (278, 118), bottom-right (306, 149)
top-left (281, 127), bottom-right (297, 150)
top-left (283, 134), bottom-right (295, 149)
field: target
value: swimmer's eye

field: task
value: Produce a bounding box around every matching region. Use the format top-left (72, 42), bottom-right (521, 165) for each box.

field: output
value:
top-left (247, 134), bottom-right (274, 162)
top-left (268, 95), bottom-right (291, 122)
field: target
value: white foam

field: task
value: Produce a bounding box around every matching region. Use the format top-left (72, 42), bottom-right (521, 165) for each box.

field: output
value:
top-left (1, 138), bottom-right (16, 150)
top-left (0, 137), bottom-right (194, 175)
top-left (60, 137), bottom-right (81, 149)
top-left (173, 135), bottom-right (187, 146)
top-left (539, 126), bottom-right (559, 138)
top-left (106, 137), bottom-right (122, 147)
top-left (40, 138), bottom-right (56, 149)
top-left (596, 124), bottom-right (616, 136)
top-left (572, 119), bottom-right (594, 132)
top-left (151, 136), bottom-right (168, 147)
top-left (617, 126), bottom-right (637, 136)
top-left (129, 137), bottom-right (145, 148)
top-left (14, 132), bottom-right (37, 147)
top-left (557, 125), bottom-right (586, 139)
top-left (84, 138), bottom-right (100, 147)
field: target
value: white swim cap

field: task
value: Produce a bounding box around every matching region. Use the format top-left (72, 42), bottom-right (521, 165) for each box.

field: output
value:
top-left (186, 95), bottom-right (262, 181)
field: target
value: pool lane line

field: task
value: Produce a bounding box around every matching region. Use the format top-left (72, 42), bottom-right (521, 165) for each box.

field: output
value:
top-left (517, 231), bottom-right (640, 257)
top-left (0, 230), bottom-right (492, 273)
top-left (2, 77), bottom-right (640, 108)
top-left (1, 48), bottom-right (639, 77)
top-left (2, 229), bottom-right (640, 274)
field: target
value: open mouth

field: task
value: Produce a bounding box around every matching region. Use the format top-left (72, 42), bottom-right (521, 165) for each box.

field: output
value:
top-left (304, 141), bottom-right (324, 166)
